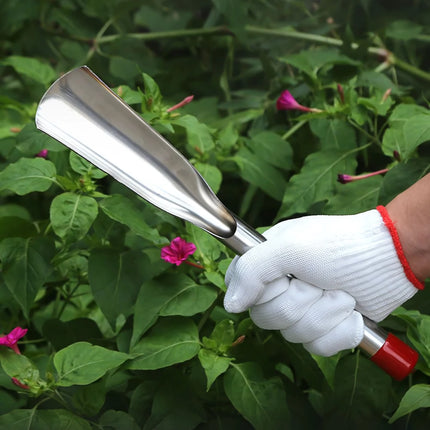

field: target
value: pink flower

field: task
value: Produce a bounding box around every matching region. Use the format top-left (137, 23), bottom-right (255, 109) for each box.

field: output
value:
top-left (161, 237), bottom-right (197, 266)
top-left (11, 378), bottom-right (30, 390)
top-left (36, 149), bottom-right (48, 158)
top-left (0, 327), bottom-right (28, 354)
top-left (167, 95), bottom-right (194, 112)
top-left (337, 168), bottom-right (389, 184)
top-left (276, 90), bottom-right (322, 113)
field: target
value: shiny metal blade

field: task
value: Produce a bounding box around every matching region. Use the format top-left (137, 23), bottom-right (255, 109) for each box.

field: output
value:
top-left (35, 66), bottom-right (236, 238)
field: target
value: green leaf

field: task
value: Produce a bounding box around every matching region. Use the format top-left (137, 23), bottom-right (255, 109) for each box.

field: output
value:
top-left (99, 410), bottom-right (140, 430)
top-left (311, 353), bottom-right (342, 390)
top-left (382, 104), bottom-right (430, 161)
top-left (0, 409), bottom-right (92, 430)
top-left (0, 217), bottom-right (37, 240)
top-left (69, 152), bottom-right (107, 179)
top-left (131, 273), bottom-right (217, 346)
top-left (194, 162), bottom-right (222, 193)
top-left (281, 48), bottom-right (359, 79)
top-left (249, 131), bottom-right (294, 170)
top-left (389, 384), bottom-right (430, 423)
top-left (325, 176), bottom-right (382, 214)
top-left (2, 56), bottom-right (57, 86)
top-left (0, 237), bottom-right (55, 318)
top-left (129, 317), bottom-right (200, 370)
top-left (277, 150), bottom-right (357, 219)
top-left (198, 349), bottom-right (232, 390)
top-left (204, 319), bottom-right (235, 353)
top-left (100, 194), bottom-right (166, 245)
top-left (0, 349), bottom-right (40, 386)
top-left (224, 362), bottom-right (290, 430)
top-left (54, 342), bottom-right (129, 387)
top-left (173, 115), bottom-right (215, 153)
top-left (185, 223), bottom-right (224, 265)
top-left (0, 157), bottom-right (56, 195)
top-left (89, 249), bottom-right (153, 328)
top-left (323, 353), bottom-right (392, 425)
top-left (386, 20), bottom-right (423, 41)
top-left (141, 72), bottom-right (162, 111)
top-left (233, 148), bottom-right (287, 201)
top-left (379, 159), bottom-right (430, 205)
top-left (50, 192), bottom-right (98, 242)
top-left (309, 118), bottom-right (356, 151)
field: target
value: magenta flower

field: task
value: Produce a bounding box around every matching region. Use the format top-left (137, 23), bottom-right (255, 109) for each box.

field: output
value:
top-left (161, 237), bottom-right (198, 266)
top-left (36, 149), bottom-right (48, 158)
top-left (276, 90), bottom-right (322, 113)
top-left (337, 168), bottom-right (389, 184)
top-left (11, 377), bottom-right (30, 390)
top-left (167, 95), bottom-right (194, 112)
top-left (0, 327), bottom-right (28, 354)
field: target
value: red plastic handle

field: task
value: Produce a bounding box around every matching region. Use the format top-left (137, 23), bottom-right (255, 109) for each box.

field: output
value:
top-left (370, 333), bottom-right (418, 381)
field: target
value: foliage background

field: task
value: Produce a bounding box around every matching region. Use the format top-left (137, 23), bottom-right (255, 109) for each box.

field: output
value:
top-left (1, 0), bottom-right (430, 428)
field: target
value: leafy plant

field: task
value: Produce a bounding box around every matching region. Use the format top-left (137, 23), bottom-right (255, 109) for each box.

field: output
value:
top-left (1, 0), bottom-right (430, 428)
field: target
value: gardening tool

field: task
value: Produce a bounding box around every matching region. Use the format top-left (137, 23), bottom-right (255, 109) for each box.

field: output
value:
top-left (35, 66), bottom-right (418, 380)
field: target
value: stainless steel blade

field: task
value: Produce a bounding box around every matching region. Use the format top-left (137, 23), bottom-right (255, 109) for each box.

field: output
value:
top-left (35, 66), bottom-right (236, 239)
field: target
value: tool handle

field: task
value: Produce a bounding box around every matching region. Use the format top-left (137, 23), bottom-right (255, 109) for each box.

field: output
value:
top-left (219, 217), bottom-right (418, 380)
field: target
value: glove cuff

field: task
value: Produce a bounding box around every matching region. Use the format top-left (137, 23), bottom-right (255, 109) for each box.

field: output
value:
top-left (376, 206), bottom-right (424, 290)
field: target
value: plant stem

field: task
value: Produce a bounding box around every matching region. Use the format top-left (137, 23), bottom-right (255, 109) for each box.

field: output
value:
top-left (98, 26), bottom-right (231, 44)
top-left (282, 120), bottom-right (307, 140)
top-left (184, 260), bottom-right (205, 269)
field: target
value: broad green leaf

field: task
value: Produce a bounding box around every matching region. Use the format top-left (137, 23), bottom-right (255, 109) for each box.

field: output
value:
top-left (0, 157), bottom-right (56, 195)
top-left (382, 104), bottom-right (430, 160)
top-left (0, 237), bottom-right (55, 318)
top-left (54, 342), bottom-right (129, 387)
top-left (324, 176), bottom-right (382, 214)
top-left (2, 56), bottom-right (57, 86)
top-left (323, 353), bottom-right (391, 425)
top-left (185, 223), bottom-right (224, 265)
top-left (379, 159), bottom-right (430, 205)
top-left (50, 192), bottom-right (98, 242)
top-left (0, 409), bottom-right (92, 430)
top-left (130, 317), bottom-right (200, 370)
top-left (310, 118), bottom-right (356, 151)
top-left (0, 217), bottom-right (37, 240)
top-left (198, 349), bottom-right (232, 390)
top-left (311, 353), bottom-right (342, 390)
top-left (281, 48), bottom-right (359, 79)
top-left (89, 249), bottom-right (151, 328)
top-left (42, 318), bottom-right (103, 351)
top-left (100, 194), bottom-right (166, 245)
top-left (131, 273), bottom-right (217, 346)
top-left (0, 349), bottom-right (40, 386)
top-left (277, 150), bottom-right (357, 219)
top-left (386, 20), bottom-right (423, 40)
top-left (224, 362), bottom-right (290, 430)
top-left (233, 148), bottom-right (287, 201)
top-left (173, 115), bottom-right (215, 153)
top-left (194, 162), bottom-right (222, 193)
top-left (72, 380), bottom-right (106, 417)
top-left (99, 410), bottom-right (140, 430)
top-left (16, 123), bottom-right (65, 155)
top-left (249, 131), bottom-right (293, 170)
top-left (389, 384), bottom-right (430, 422)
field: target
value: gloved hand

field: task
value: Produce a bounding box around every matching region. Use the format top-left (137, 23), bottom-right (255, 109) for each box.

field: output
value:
top-left (224, 206), bottom-right (423, 356)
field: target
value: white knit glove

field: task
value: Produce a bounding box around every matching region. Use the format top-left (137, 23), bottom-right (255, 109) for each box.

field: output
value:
top-left (224, 206), bottom-right (423, 356)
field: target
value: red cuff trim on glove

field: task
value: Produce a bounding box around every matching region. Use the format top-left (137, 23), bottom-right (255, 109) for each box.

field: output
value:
top-left (377, 205), bottom-right (424, 290)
